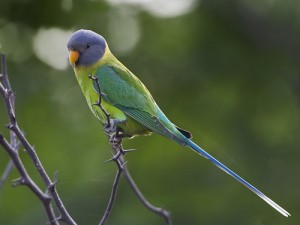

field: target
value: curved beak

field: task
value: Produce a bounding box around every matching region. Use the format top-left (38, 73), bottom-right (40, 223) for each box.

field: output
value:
top-left (69, 50), bottom-right (80, 65)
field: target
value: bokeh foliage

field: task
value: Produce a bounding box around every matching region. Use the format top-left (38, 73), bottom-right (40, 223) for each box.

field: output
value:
top-left (0, 0), bottom-right (299, 225)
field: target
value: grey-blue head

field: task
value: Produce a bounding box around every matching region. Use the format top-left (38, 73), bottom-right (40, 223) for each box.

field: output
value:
top-left (67, 29), bottom-right (106, 67)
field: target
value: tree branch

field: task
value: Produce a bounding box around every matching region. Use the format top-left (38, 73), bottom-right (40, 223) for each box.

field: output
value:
top-left (90, 75), bottom-right (173, 225)
top-left (0, 134), bottom-right (58, 225)
top-left (0, 54), bottom-right (76, 225)
top-left (0, 54), bottom-right (18, 190)
top-left (99, 150), bottom-right (123, 225)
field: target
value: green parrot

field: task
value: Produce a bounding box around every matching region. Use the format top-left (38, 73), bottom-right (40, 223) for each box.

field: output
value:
top-left (67, 29), bottom-right (290, 217)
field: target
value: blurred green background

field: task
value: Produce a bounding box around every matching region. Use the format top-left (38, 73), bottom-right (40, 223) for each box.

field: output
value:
top-left (0, 0), bottom-right (299, 225)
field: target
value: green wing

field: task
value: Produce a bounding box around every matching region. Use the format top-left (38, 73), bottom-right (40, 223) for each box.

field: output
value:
top-left (94, 64), bottom-right (187, 145)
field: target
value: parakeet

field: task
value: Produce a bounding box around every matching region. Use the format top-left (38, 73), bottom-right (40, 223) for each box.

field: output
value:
top-left (67, 29), bottom-right (290, 217)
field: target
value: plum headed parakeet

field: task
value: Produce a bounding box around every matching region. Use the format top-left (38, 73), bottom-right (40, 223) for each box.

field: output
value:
top-left (67, 29), bottom-right (290, 217)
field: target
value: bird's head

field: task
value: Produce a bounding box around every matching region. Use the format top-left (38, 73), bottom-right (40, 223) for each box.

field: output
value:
top-left (67, 29), bottom-right (107, 67)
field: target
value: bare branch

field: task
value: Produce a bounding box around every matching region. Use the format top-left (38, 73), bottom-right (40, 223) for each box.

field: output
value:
top-left (0, 55), bottom-right (18, 189)
top-left (0, 134), bottom-right (58, 225)
top-left (90, 75), bottom-right (173, 225)
top-left (0, 54), bottom-right (76, 225)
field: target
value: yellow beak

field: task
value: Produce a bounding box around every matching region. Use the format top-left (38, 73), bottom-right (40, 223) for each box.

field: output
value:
top-left (69, 50), bottom-right (79, 65)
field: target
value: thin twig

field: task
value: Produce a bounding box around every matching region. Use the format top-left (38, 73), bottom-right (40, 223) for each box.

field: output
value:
top-left (90, 74), bottom-right (172, 225)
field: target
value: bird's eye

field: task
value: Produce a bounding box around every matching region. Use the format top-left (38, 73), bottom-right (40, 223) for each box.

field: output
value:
top-left (86, 43), bottom-right (91, 49)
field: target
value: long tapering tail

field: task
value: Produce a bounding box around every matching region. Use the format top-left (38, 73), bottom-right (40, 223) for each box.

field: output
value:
top-left (185, 139), bottom-right (290, 217)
